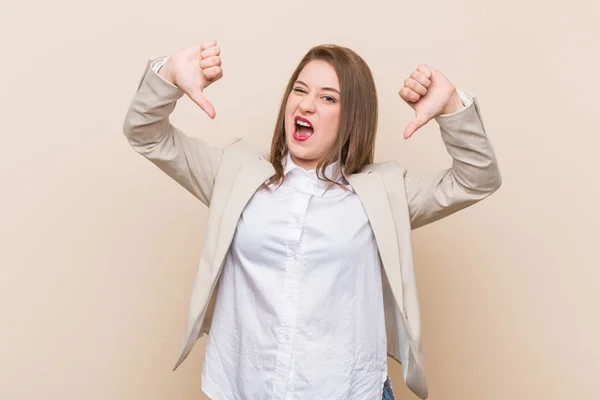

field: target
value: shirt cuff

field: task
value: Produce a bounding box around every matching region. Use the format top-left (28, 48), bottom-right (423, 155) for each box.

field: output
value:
top-left (152, 56), bottom-right (169, 72)
top-left (439, 90), bottom-right (473, 117)
top-left (150, 56), bottom-right (176, 87)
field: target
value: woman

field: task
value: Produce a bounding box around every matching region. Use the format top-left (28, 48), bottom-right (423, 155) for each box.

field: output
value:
top-left (123, 40), bottom-right (501, 400)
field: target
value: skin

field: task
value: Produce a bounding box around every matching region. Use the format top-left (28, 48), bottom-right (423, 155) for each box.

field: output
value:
top-left (399, 64), bottom-right (465, 139)
top-left (159, 40), bottom-right (223, 119)
top-left (160, 40), bottom-right (466, 168)
top-left (284, 60), bottom-right (341, 171)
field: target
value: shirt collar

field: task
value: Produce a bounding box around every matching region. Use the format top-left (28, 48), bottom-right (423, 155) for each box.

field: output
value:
top-left (283, 152), bottom-right (347, 184)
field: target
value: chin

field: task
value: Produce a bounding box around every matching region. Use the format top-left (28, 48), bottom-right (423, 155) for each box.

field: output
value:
top-left (288, 146), bottom-right (305, 160)
top-left (287, 139), bottom-right (310, 158)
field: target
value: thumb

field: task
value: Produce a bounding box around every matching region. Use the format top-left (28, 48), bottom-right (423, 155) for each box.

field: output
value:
top-left (189, 89), bottom-right (216, 119)
top-left (403, 114), bottom-right (429, 140)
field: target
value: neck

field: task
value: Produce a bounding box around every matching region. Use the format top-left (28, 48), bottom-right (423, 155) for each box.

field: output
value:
top-left (290, 154), bottom-right (319, 171)
top-left (287, 153), bottom-right (344, 183)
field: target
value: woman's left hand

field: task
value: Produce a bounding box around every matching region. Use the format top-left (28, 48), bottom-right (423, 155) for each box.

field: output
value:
top-left (399, 64), bottom-right (465, 139)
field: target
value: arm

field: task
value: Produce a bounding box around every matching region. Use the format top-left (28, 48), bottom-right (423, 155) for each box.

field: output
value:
top-left (122, 42), bottom-right (224, 206)
top-left (402, 92), bottom-right (502, 229)
top-left (398, 65), bottom-right (502, 229)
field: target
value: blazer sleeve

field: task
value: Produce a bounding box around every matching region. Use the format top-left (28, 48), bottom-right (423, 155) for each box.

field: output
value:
top-left (122, 57), bottom-right (225, 207)
top-left (401, 92), bottom-right (502, 230)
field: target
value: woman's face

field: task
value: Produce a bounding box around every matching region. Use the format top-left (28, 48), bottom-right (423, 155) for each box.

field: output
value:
top-left (284, 60), bottom-right (341, 171)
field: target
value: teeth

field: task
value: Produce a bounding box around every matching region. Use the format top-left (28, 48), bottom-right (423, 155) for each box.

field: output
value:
top-left (297, 120), bottom-right (312, 128)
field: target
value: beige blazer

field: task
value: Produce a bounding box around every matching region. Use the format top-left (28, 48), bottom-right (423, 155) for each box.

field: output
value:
top-left (123, 57), bottom-right (502, 399)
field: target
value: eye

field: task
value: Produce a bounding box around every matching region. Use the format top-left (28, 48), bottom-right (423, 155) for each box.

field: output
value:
top-left (293, 87), bottom-right (307, 94)
top-left (323, 95), bottom-right (336, 103)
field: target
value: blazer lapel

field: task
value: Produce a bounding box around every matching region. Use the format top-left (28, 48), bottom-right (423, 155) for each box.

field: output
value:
top-left (211, 156), bottom-right (275, 278)
top-left (346, 170), bottom-right (405, 304)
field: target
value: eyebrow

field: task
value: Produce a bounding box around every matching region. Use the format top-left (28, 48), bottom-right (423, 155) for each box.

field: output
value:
top-left (295, 80), bottom-right (340, 95)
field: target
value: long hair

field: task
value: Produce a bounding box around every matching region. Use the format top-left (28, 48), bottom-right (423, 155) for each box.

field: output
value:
top-left (265, 44), bottom-right (378, 189)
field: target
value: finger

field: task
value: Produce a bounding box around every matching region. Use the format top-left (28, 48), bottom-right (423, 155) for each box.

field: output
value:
top-left (410, 70), bottom-right (431, 88)
top-left (416, 64), bottom-right (432, 79)
top-left (200, 56), bottom-right (222, 69)
top-left (201, 40), bottom-right (217, 51)
top-left (189, 89), bottom-right (216, 119)
top-left (213, 69), bottom-right (224, 81)
top-left (403, 115), bottom-right (429, 140)
top-left (203, 66), bottom-right (223, 81)
top-left (404, 78), bottom-right (427, 96)
top-left (399, 87), bottom-right (421, 103)
top-left (201, 45), bottom-right (220, 59)
top-left (205, 69), bottom-right (224, 85)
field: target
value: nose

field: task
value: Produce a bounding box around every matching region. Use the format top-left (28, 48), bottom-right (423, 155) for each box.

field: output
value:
top-left (299, 95), bottom-right (316, 114)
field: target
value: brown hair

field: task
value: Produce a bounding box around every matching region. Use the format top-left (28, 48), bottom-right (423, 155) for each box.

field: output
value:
top-left (264, 44), bottom-right (378, 190)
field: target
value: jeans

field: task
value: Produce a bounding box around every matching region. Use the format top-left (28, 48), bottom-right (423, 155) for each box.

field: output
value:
top-left (382, 375), bottom-right (395, 400)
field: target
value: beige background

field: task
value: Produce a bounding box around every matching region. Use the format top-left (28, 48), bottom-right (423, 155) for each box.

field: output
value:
top-left (1, 0), bottom-right (599, 399)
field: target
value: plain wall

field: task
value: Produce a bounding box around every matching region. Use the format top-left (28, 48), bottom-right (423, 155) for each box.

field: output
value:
top-left (1, 0), bottom-right (599, 398)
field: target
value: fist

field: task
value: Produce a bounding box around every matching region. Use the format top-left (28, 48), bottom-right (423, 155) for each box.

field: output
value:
top-left (160, 40), bottom-right (223, 119)
top-left (399, 64), bottom-right (463, 139)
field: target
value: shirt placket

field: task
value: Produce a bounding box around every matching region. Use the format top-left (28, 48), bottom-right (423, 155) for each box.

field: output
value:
top-left (271, 177), bottom-right (312, 400)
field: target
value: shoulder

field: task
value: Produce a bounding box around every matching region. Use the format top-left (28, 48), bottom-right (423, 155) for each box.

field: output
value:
top-left (360, 159), bottom-right (406, 176)
top-left (222, 137), bottom-right (269, 161)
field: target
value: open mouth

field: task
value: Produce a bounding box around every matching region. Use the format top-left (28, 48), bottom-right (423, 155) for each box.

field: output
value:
top-left (293, 116), bottom-right (314, 141)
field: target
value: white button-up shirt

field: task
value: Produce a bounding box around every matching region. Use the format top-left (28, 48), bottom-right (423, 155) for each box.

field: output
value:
top-left (201, 153), bottom-right (389, 400)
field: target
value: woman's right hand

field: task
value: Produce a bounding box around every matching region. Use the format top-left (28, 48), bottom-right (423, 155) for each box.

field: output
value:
top-left (159, 40), bottom-right (223, 119)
